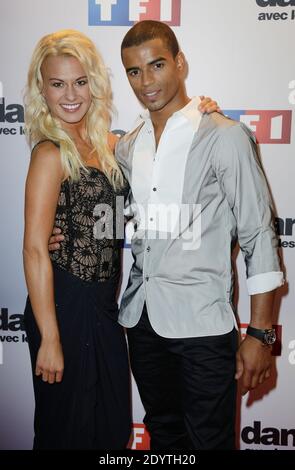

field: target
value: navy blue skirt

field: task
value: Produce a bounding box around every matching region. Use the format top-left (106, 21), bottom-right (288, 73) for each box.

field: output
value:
top-left (24, 264), bottom-right (132, 449)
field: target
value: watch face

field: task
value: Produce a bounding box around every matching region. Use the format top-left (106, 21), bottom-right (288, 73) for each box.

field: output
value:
top-left (265, 329), bottom-right (276, 345)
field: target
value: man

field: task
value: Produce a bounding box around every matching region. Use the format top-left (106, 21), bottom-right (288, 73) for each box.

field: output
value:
top-left (50, 21), bottom-right (283, 450)
top-left (115, 20), bottom-right (283, 450)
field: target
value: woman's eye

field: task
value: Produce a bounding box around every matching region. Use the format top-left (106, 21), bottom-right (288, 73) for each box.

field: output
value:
top-left (76, 80), bottom-right (87, 86)
top-left (52, 82), bottom-right (63, 88)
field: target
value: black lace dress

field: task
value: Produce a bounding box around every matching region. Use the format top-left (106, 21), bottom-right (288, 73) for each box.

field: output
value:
top-left (24, 156), bottom-right (131, 450)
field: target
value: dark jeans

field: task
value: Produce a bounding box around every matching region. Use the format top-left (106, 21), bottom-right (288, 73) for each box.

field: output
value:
top-left (127, 304), bottom-right (238, 450)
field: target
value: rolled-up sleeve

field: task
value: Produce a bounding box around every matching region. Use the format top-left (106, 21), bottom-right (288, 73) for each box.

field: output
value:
top-left (213, 122), bottom-right (284, 294)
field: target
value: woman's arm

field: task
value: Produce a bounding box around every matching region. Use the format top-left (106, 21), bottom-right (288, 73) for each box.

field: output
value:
top-left (23, 141), bottom-right (64, 384)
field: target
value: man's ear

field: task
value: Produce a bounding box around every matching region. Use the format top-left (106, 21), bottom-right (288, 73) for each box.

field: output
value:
top-left (175, 51), bottom-right (186, 71)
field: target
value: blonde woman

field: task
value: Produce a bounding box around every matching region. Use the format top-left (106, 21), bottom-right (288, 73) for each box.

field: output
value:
top-left (23, 30), bottom-right (131, 449)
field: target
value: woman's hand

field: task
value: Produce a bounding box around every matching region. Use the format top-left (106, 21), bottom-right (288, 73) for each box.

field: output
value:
top-left (198, 96), bottom-right (221, 114)
top-left (36, 337), bottom-right (64, 384)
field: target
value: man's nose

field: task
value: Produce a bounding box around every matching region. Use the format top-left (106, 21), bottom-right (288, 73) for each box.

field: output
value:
top-left (141, 69), bottom-right (154, 87)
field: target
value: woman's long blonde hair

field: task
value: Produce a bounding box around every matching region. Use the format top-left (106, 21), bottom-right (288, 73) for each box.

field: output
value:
top-left (24, 29), bottom-right (123, 188)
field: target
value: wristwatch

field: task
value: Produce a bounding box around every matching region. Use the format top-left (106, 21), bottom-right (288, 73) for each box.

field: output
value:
top-left (246, 325), bottom-right (276, 346)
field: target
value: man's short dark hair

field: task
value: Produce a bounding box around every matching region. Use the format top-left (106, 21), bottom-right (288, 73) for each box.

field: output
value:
top-left (121, 20), bottom-right (180, 59)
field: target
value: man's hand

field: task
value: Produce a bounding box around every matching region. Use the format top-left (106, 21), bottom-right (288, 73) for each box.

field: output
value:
top-left (235, 335), bottom-right (272, 395)
top-left (48, 227), bottom-right (64, 251)
top-left (198, 96), bottom-right (221, 114)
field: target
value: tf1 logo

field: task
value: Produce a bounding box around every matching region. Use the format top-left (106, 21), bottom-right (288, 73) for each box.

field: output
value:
top-left (224, 110), bottom-right (292, 144)
top-left (89, 0), bottom-right (181, 26)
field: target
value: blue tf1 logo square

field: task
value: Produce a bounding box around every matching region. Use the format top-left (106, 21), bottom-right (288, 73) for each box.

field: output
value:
top-left (88, 0), bottom-right (181, 26)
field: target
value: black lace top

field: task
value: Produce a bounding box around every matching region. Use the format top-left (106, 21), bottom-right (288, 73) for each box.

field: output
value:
top-left (49, 165), bottom-right (129, 283)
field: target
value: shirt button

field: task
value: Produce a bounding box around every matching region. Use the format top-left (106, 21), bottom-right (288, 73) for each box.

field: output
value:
top-left (147, 246), bottom-right (151, 252)
top-left (150, 217), bottom-right (153, 222)
top-left (152, 187), bottom-right (157, 192)
top-left (145, 276), bottom-right (149, 282)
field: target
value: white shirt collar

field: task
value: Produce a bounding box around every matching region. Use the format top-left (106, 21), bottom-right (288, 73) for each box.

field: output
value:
top-left (136, 96), bottom-right (202, 132)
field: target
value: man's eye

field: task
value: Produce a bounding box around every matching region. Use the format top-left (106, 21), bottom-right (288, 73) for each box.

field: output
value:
top-left (154, 62), bottom-right (164, 69)
top-left (129, 70), bottom-right (139, 77)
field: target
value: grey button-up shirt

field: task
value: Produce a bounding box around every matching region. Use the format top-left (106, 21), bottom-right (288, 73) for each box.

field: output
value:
top-left (116, 97), bottom-right (283, 338)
